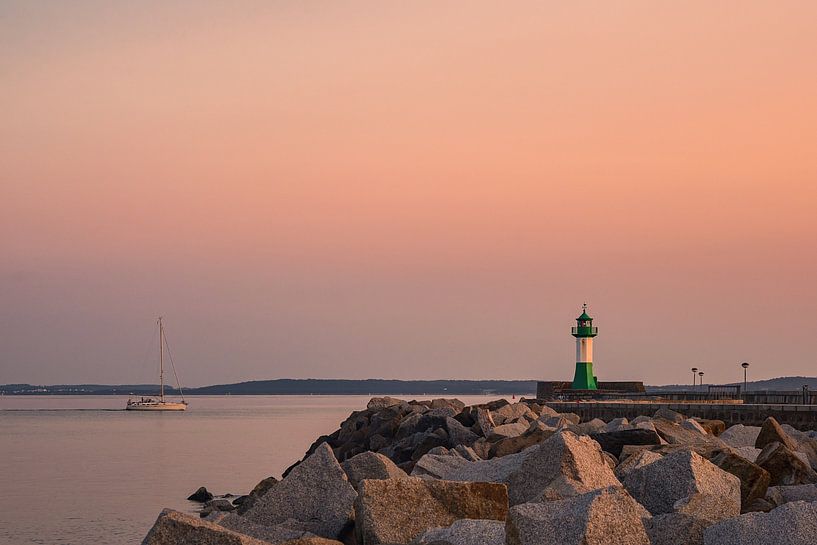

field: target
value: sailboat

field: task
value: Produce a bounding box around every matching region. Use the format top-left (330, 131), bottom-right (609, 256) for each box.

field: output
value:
top-left (126, 317), bottom-right (188, 411)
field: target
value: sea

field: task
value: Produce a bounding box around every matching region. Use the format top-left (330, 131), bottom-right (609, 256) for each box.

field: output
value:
top-left (0, 394), bottom-right (508, 545)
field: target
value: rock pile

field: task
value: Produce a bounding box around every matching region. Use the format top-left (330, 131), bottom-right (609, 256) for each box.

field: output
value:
top-left (143, 400), bottom-right (817, 545)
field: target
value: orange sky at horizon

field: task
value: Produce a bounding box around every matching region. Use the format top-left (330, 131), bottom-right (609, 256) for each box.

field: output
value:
top-left (2, 1), bottom-right (817, 386)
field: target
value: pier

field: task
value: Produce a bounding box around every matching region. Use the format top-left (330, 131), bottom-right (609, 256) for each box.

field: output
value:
top-left (541, 400), bottom-right (817, 431)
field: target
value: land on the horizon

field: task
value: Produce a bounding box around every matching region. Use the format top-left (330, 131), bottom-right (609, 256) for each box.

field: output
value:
top-left (3, 376), bottom-right (817, 396)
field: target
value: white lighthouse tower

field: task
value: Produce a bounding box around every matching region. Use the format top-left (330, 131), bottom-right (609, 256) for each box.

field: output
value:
top-left (571, 303), bottom-right (598, 390)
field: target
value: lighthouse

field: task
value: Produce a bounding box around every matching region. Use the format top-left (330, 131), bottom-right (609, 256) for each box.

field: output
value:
top-left (571, 304), bottom-right (598, 390)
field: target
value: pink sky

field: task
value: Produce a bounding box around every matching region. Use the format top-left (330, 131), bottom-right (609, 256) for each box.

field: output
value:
top-left (2, 1), bottom-right (816, 386)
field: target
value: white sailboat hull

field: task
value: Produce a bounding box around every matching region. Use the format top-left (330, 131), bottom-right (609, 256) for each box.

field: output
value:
top-left (126, 400), bottom-right (187, 411)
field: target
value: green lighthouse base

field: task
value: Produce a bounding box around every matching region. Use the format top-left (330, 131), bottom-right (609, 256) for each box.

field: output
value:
top-left (572, 362), bottom-right (598, 390)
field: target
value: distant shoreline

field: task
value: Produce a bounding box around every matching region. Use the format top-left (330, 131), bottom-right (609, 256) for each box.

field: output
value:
top-left (4, 375), bottom-right (817, 396)
top-left (0, 379), bottom-right (536, 397)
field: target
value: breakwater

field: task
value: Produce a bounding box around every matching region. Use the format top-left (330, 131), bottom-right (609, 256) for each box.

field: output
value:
top-left (542, 401), bottom-right (817, 431)
top-left (141, 396), bottom-right (817, 545)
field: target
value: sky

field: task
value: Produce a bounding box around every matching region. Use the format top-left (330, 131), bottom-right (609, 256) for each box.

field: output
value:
top-left (2, 1), bottom-right (817, 387)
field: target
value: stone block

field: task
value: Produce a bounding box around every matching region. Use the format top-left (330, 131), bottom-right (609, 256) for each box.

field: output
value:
top-left (342, 451), bottom-right (407, 490)
top-left (505, 487), bottom-right (650, 545)
top-left (142, 509), bottom-right (270, 545)
top-left (242, 443), bottom-right (356, 539)
top-left (622, 449), bottom-right (740, 517)
top-left (354, 477), bottom-right (508, 545)
top-left (720, 425), bottom-right (761, 449)
top-left (410, 519), bottom-right (504, 545)
top-left (505, 431), bottom-right (621, 505)
top-left (703, 501), bottom-right (817, 545)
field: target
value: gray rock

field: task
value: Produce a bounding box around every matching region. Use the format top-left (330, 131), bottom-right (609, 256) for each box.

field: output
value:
top-left (710, 449), bottom-right (771, 510)
top-left (537, 404), bottom-right (559, 418)
top-left (694, 418), bottom-right (726, 437)
top-left (603, 417), bottom-right (630, 433)
top-left (755, 417), bottom-right (798, 451)
top-left (766, 484), bottom-right (817, 506)
top-left (619, 445), bottom-right (653, 462)
top-left (681, 419), bottom-right (708, 435)
top-left (411, 519), bottom-right (504, 545)
top-left (633, 421), bottom-right (658, 433)
top-left (652, 419), bottom-right (723, 446)
top-left (744, 497), bottom-right (775, 513)
top-left (505, 431), bottom-right (621, 505)
top-left (602, 451), bottom-right (618, 469)
top-left (368, 434), bottom-right (389, 452)
top-left (540, 416), bottom-right (571, 429)
top-left (248, 476), bottom-right (278, 498)
top-left (622, 449), bottom-right (741, 517)
top-left (216, 514), bottom-right (321, 544)
top-left (733, 446), bottom-right (761, 463)
top-left (558, 413), bottom-right (581, 425)
top-left (408, 402), bottom-right (430, 414)
top-left (720, 425), bottom-right (761, 449)
top-left (242, 442), bottom-right (356, 539)
top-left (630, 415), bottom-right (652, 425)
top-left (413, 448), bottom-right (532, 483)
top-left (430, 398), bottom-right (466, 412)
top-left (505, 487), bottom-right (650, 545)
top-left (342, 451), bottom-right (406, 490)
top-left (141, 509), bottom-right (270, 545)
top-left (367, 397), bottom-right (405, 411)
top-left (491, 403), bottom-right (534, 425)
top-left (200, 499), bottom-right (236, 517)
top-left (188, 486), bottom-right (214, 503)
top-left (755, 441), bottom-right (817, 486)
top-left (452, 445), bottom-right (481, 461)
top-left (471, 438), bottom-right (492, 460)
top-left (390, 430), bottom-right (450, 464)
top-left (445, 417), bottom-right (479, 446)
top-left (615, 449), bottom-right (663, 480)
top-left (646, 512), bottom-right (712, 545)
top-left (489, 428), bottom-right (554, 458)
top-left (780, 424), bottom-right (810, 442)
top-left (396, 413), bottom-right (424, 439)
top-left (703, 501), bottom-right (817, 545)
top-left (487, 422), bottom-right (528, 441)
top-left (780, 425), bottom-right (817, 471)
top-left (654, 407), bottom-right (685, 423)
top-left (673, 492), bottom-right (739, 522)
top-left (422, 407), bottom-right (459, 420)
top-left (476, 408), bottom-right (496, 436)
top-left (354, 477), bottom-right (508, 545)
top-left (575, 418), bottom-right (607, 435)
top-left (279, 538), bottom-right (344, 545)
top-left (590, 428), bottom-right (663, 458)
top-left (411, 453), bottom-right (472, 479)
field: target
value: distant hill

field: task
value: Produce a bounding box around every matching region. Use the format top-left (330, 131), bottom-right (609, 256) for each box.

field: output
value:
top-left (0, 379), bottom-right (537, 396)
top-left (647, 376), bottom-right (817, 393)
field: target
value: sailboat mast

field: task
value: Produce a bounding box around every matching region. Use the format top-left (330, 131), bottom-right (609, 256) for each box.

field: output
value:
top-left (159, 317), bottom-right (164, 402)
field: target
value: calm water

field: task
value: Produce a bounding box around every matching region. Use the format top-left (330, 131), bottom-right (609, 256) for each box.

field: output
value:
top-left (0, 394), bottom-right (504, 545)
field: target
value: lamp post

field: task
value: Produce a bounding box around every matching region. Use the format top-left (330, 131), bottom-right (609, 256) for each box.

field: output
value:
top-left (698, 371), bottom-right (705, 392)
top-left (691, 367), bottom-right (698, 389)
top-left (741, 362), bottom-right (749, 396)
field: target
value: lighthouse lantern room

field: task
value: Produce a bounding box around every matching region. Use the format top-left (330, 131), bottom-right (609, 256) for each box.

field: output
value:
top-left (571, 304), bottom-right (598, 390)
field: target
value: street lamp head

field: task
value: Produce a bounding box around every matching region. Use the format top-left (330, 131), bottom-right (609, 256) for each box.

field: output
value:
top-left (742, 362), bottom-right (750, 369)
top-left (698, 371), bottom-right (704, 376)
top-left (692, 367), bottom-right (699, 373)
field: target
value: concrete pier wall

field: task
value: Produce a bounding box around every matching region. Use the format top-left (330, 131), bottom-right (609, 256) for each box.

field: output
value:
top-left (542, 401), bottom-right (817, 431)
